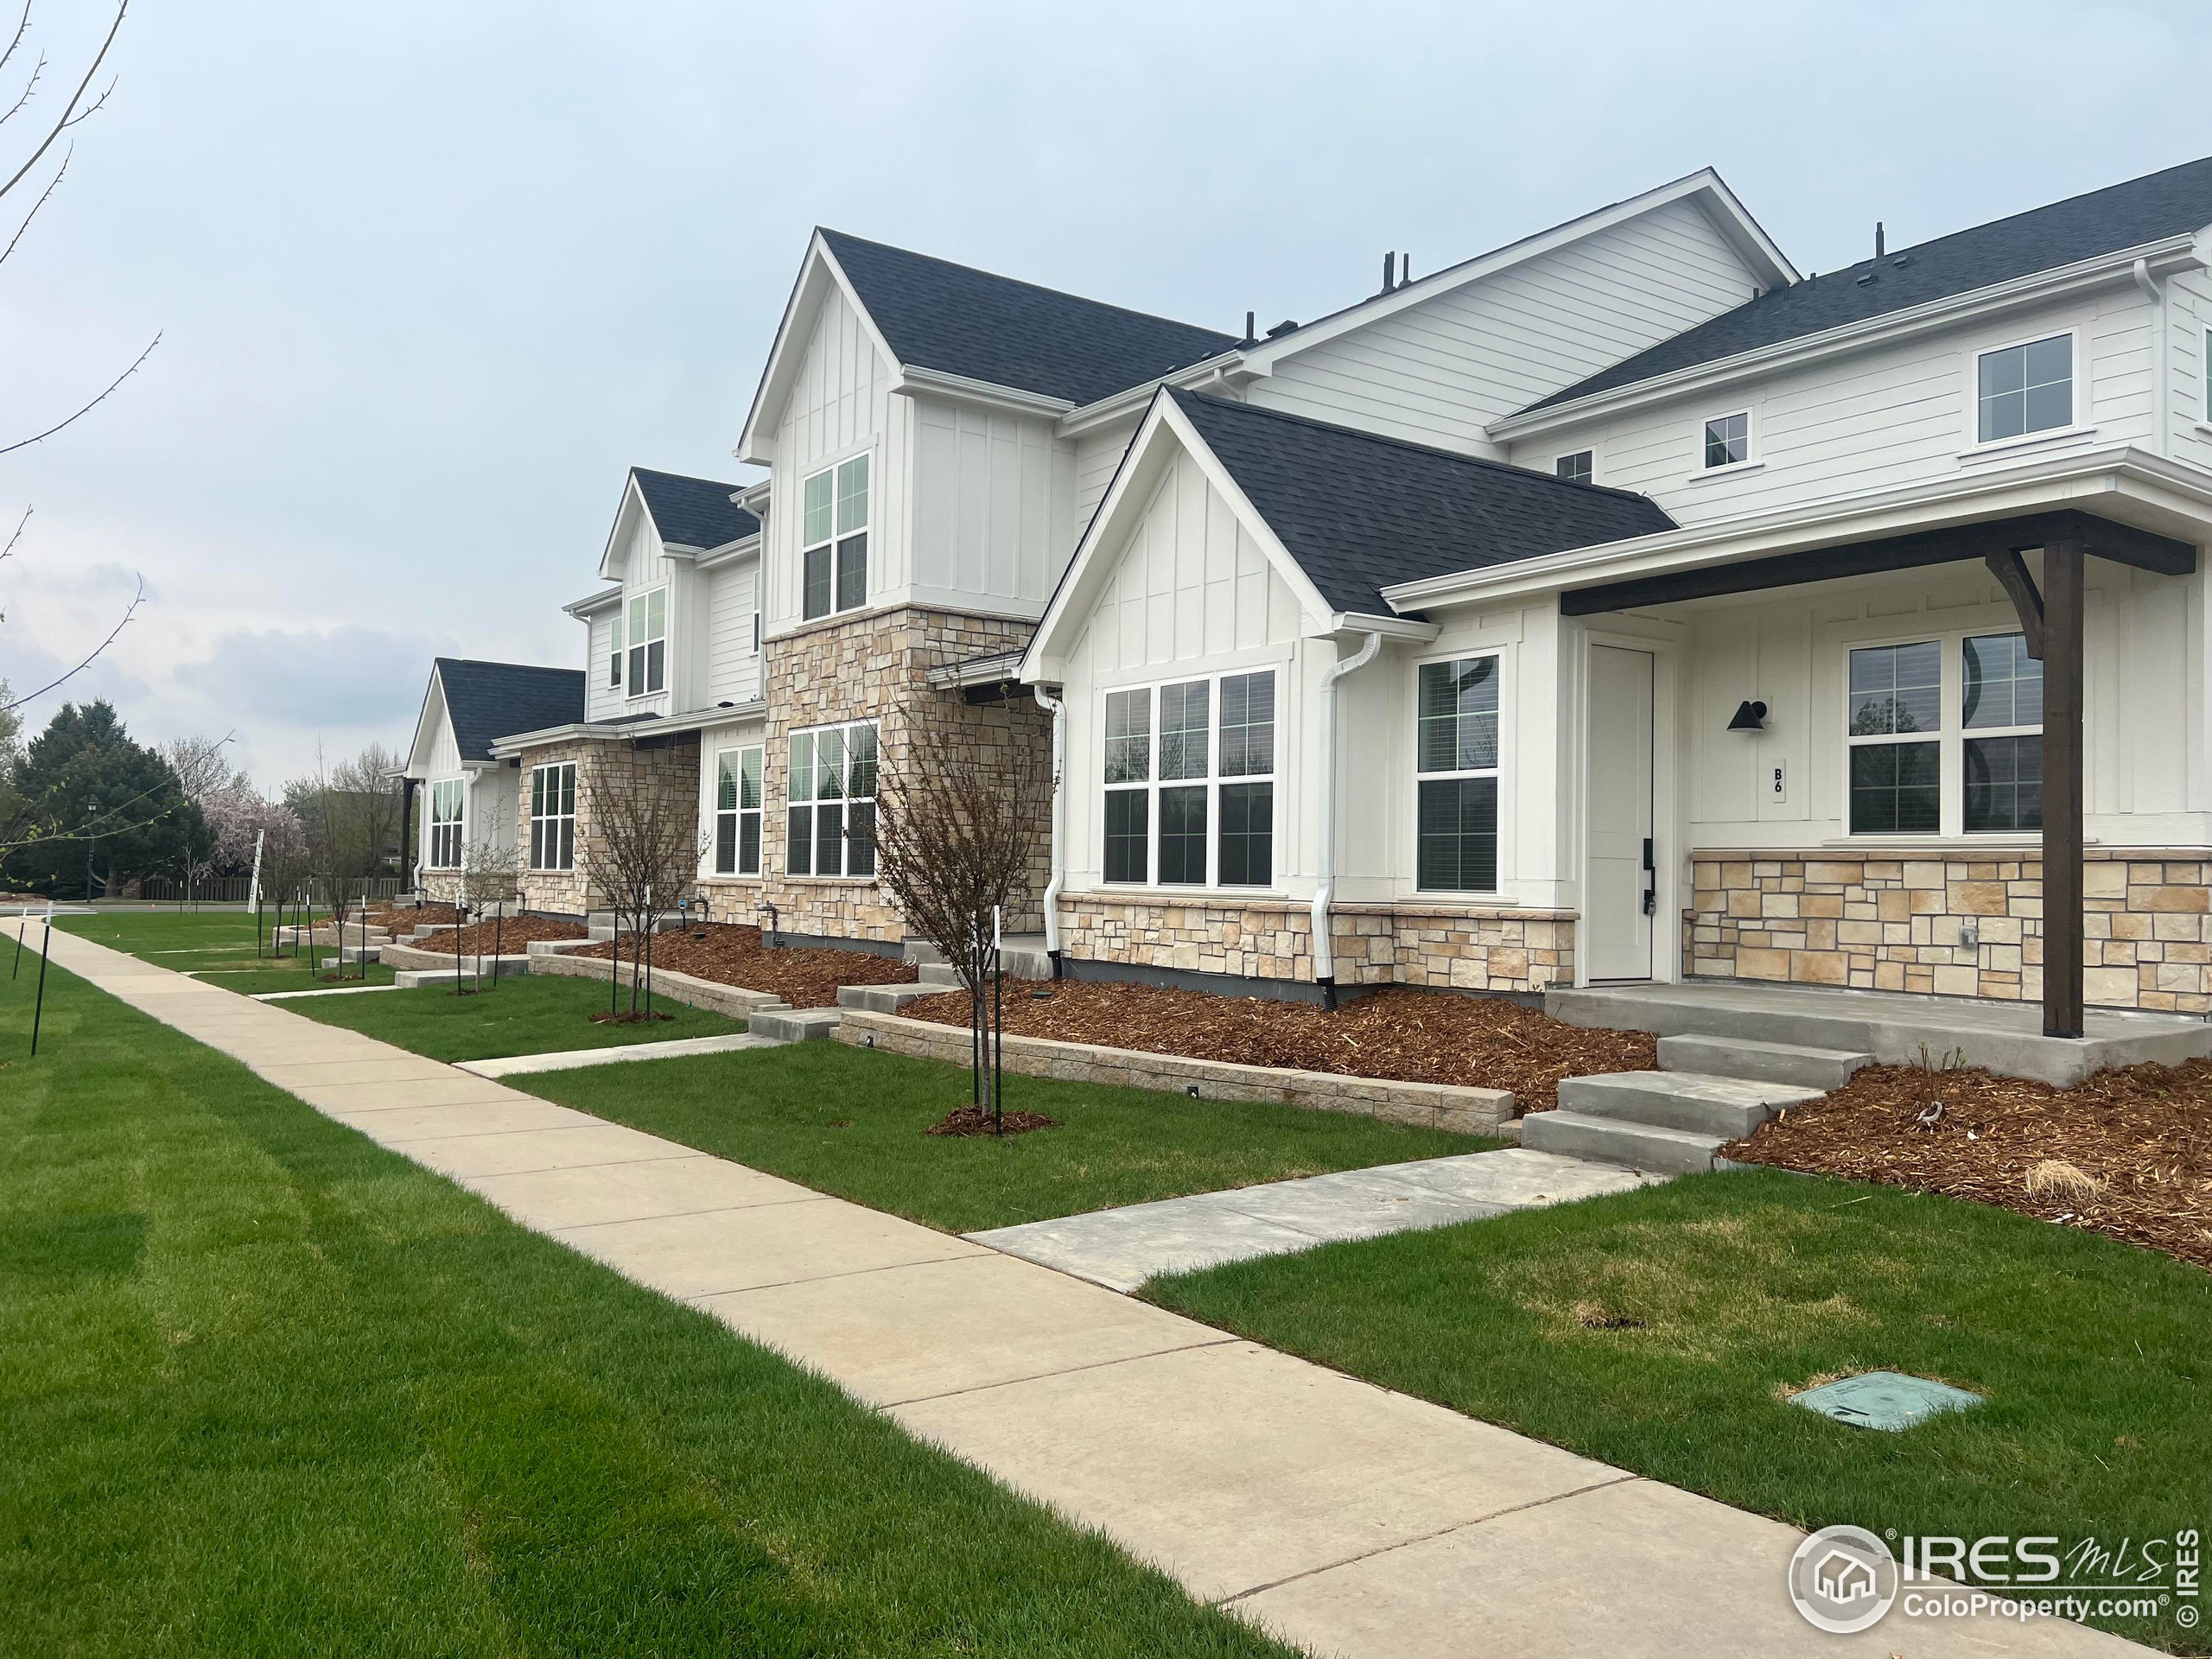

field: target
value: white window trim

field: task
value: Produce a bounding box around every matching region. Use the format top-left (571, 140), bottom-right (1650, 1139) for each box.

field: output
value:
top-left (426, 777), bottom-right (466, 871)
top-left (711, 743), bottom-right (764, 879)
top-left (1841, 626), bottom-right (2043, 840)
top-left (1694, 406), bottom-right (1758, 478)
top-left (799, 449), bottom-right (872, 622)
top-left (624, 586), bottom-right (668, 699)
top-left (785, 718), bottom-right (878, 881)
top-left (528, 762), bottom-right (576, 872)
top-left (1964, 324), bottom-right (2081, 452)
top-left (1097, 668), bottom-right (1281, 893)
top-left (1410, 649), bottom-right (1506, 896)
top-left (1553, 448), bottom-right (1596, 486)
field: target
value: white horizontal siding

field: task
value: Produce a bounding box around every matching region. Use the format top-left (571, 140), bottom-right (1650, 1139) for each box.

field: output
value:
top-left (704, 561), bottom-right (760, 703)
top-left (2167, 268), bottom-right (2212, 469)
top-left (1248, 200), bottom-right (1764, 456)
top-left (583, 611), bottom-right (620, 721)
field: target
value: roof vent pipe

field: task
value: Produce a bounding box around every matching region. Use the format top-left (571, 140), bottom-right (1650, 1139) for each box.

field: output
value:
top-left (1312, 630), bottom-right (1383, 1007)
top-left (1380, 251), bottom-right (1395, 295)
top-left (1875, 221), bottom-right (1885, 259)
top-left (1399, 252), bottom-right (1412, 288)
top-left (1243, 309), bottom-right (1255, 345)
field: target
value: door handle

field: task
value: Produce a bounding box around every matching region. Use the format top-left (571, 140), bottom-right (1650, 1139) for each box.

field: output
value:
top-left (1641, 838), bottom-right (1656, 916)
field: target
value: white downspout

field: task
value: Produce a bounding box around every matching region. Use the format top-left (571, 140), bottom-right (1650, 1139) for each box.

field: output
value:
top-left (1032, 683), bottom-right (1066, 974)
top-left (2133, 257), bottom-right (2170, 458)
top-left (1312, 631), bottom-right (1382, 1004)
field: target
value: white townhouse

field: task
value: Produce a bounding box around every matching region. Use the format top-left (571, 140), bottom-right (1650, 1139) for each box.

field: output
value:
top-left (399, 658), bottom-right (586, 899)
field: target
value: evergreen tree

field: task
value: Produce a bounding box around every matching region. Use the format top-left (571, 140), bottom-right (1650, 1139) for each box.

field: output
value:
top-left (3, 702), bottom-right (207, 896)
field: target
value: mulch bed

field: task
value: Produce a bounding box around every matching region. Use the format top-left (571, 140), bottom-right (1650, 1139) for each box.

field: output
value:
top-left (924, 1106), bottom-right (1061, 1138)
top-left (365, 904), bottom-right (457, 929)
top-left (573, 922), bottom-right (915, 1010)
top-left (899, 981), bottom-right (1654, 1111)
top-left (416, 915), bottom-right (588, 955)
top-left (591, 1008), bottom-right (674, 1026)
top-left (1724, 1058), bottom-right (2212, 1270)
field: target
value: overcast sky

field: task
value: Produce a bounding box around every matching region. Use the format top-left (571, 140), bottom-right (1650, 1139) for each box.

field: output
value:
top-left (4, 0), bottom-right (2209, 789)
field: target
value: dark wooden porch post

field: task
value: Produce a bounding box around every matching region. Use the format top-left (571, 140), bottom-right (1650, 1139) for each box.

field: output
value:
top-left (2043, 542), bottom-right (2084, 1038)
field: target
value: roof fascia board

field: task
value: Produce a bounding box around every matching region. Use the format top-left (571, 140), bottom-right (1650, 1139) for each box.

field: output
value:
top-left (893, 365), bottom-right (1074, 420)
top-left (1491, 235), bottom-right (2206, 441)
top-left (735, 233), bottom-right (904, 466)
top-left (1055, 351), bottom-right (1251, 437)
top-left (1379, 442), bottom-right (2212, 611)
top-left (563, 588), bottom-right (622, 619)
top-left (1021, 391), bottom-right (1337, 678)
top-left (1236, 170), bottom-right (1795, 377)
top-left (596, 474), bottom-right (654, 582)
top-left (488, 701), bottom-right (769, 760)
top-left (695, 533), bottom-right (763, 571)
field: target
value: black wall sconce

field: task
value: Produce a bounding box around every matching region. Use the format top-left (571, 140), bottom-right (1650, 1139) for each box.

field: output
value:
top-left (1727, 699), bottom-right (1769, 732)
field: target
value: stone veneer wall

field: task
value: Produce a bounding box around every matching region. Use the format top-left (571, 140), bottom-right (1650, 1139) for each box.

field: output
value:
top-left (512, 734), bottom-right (702, 918)
top-left (1685, 848), bottom-right (2212, 1014)
top-left (700, 607), bottom-right (1050, 945)
top-left (1057, 895), bottom-right (1575, 993)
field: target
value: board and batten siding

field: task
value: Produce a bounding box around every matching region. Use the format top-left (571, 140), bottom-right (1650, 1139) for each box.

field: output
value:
top-left (908, 400), bottom-right (1074, 616)
top-left (762, 283), bottom-right (907, 635)
top-left (1512, 287), bottom-right (2159, 524)
top-left (1246, 200), bottom-right (1764, 458)
top-left (1071, 418), bottom-right (1139, 542)
top-left (703, 560), bottom-right (760, 704)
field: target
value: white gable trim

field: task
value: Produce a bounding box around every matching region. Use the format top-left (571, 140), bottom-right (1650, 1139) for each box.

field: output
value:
top-left (1235, 168), bottom-right (1796, 378)
top-left (596, 474), bottom-right (655, 582)
top-left (735, 232), bottom-right (904, 466)
top-left (1020, 391), bottom-right (1338, 680)
top-left (404, 669), bottom-right (450, 779)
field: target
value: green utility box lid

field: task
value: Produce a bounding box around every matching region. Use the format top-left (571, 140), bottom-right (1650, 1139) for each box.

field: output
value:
top-left (1790, 1371), bottom-right (1984, 1432)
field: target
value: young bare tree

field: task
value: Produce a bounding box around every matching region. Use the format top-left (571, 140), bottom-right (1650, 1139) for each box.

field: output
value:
top-left (458, 829), bottom-right (519, 986)
top-left (583, 745), bottom-right (702, 1017)
top-left (873, 702), bottom-right (1051, 1109)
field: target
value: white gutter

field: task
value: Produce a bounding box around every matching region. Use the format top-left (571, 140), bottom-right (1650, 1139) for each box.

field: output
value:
top-left (1311, 631), bottom-right (1382, 1000)
top-left (1031, 683), bottom-right (1067, 967)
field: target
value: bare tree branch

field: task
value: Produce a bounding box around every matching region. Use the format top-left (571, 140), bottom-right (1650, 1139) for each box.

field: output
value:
top-left (0, 330), bottom-right (156, 456)
top-left (0, 2), bottom-right (33, 85)
top-left (0, 137), bottom-right (60, 264)
top-left (0, 570), bottom-right (141, 712)
top-left (0, 0), bottom-right (122, 203)
top-left (0, 52), bottom-right (41, 127)
top-left (55, 71), bottom-right (109, 128)
top-left (0, 503), bottom-right (26, 570)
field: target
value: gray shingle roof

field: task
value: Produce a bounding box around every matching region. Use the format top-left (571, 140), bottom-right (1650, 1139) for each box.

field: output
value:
top-left (1171, 391), bottom-right (1675, 615)
top-left (435, 659), bottom-right (586, 760)
top-left (822, 230), bottom-right (1242, 408)
top-left (631, 467), bottom-right (758, 550)
top-left (1526, 153), bottom-right (2212, 415)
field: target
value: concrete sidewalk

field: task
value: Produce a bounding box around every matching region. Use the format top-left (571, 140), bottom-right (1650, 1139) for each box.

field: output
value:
top-left (42, 928), bottom-right (2145, 1659)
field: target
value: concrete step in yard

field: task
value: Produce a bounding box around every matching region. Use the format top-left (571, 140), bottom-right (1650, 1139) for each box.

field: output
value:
top-left (749, 1007), bottom-right (841, 1044)
top-left (526, 938), bottom-right (601, 957)
top-left (1559, 1070), bottom-right (1821, 1141)
top-left (836, 982), bottom-right (941, 1014)
top-left (391, 958), bottom-right (532, 989)
top-left (1521, 1109), bottom-right (1732, 1174)
top-left (916, 962), bottom-right (962, 988)
top-left (1656, 1033), bottom-right (1871, 1091)
top-left (902, 937), bottom-right (1053, 981)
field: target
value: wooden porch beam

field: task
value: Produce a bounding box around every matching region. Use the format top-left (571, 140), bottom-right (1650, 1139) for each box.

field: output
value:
top-left (2043, 541), bottom-right (2085, 1039)
top-left (1984, 550), bottom-right (2045, 659)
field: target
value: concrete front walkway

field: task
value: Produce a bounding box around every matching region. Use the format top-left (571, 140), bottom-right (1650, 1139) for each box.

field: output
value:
top-left (42, 928), bottom-right (2146, 1659)
top-left (972, 1148), bottom-right (1662, 1291)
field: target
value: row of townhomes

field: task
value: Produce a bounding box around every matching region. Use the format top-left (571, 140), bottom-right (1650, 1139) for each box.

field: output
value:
top-left (404, 153), bottom-right (2212, 1029)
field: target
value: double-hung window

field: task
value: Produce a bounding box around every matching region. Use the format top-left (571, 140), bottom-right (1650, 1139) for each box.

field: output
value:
top-left (714, 746), bottom-right (763, 876)
top-left (1100, 671), bottom-right (1276, 888)
top-left (528, 762), bottom-right (575, 871)
top-left (1415, 655), bottom-right (1500, 893)
top-left (427, 779), bottom-right (464, 870)
top-left (625, 588), bottom-right (666, 696)
top-left (1847, 632), bottom-right (2042, 836)
top-left (801, 455), bottom-right (869, 620)
top-left (1976, 334), bottom-right (2071, 443)
top-left (786, 721), bottom-right (876, 877)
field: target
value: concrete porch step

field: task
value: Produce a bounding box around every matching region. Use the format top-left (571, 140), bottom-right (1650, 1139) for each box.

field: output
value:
top-left (917, 962), bottom-right (962, 988)
top-left (1521, 1109), bottom-right (1728, 1174)
top-left (750, 1007), bottom-right (841, 1044)
top-left (391, 957), bottom-right (532, 988)
top-left (836, 982), bottom-right (941, 1014)
top-left (526, 937), bottom-right (601, 956)
top-left (1557, 1070), bottom-right (1819, 1140)
top-left (1656, 1033), bottom-right (1871, 1090)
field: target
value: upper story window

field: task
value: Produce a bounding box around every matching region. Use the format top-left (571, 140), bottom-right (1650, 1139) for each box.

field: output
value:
top-left (1415, 655), bottom-right (1500, 893)
top-left (802, 454), bottom-right (869, 620)
top-left (1100, 671), bottom-right (1277, 889)
top-left (1702, 412), bottom-right (1750, 469)
top-left (786, 720), bottom-right (877, 879)
top-left (1554, 450), bottom-right (1593, 486)
top-left (625, 588), bottom-right (666, 696)
top-left (714, 746), bottom-right (763, 877)
top-left (529, 762), bottom-right (575, 871)
top-left (426, 779), bottom-right (464, 870)
top-left (1976, 334), bottom-right (2071, 442)
top-left (1847, 632), bottom-right (2041, 836)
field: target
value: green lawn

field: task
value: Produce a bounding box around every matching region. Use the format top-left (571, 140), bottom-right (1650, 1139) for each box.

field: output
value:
top-left (52, 907), bottom-right (392, 995)
top-left (516, 1042), bottom-right (1499, 1234)
top-left (285, 974), bottom-right (748, 1062)
top-left (0, 958), bottom-right (1290, 1657)
top-left (1144, 1169), bottom-right (2210, 1653)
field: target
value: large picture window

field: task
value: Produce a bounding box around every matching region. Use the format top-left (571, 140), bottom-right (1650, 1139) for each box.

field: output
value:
top-left (528, 762), bottom-right (575, 871)
top-left (714, 746), bottom-right (763, 876)
top-left (786, 721), bottom-right (877, 878)
top-left (1100, 670), bottom-right (1276, 888)
top-left (625, 588), bottom-right (666, 696)
top-left (1416, 655), bottom-right (1500, 893)
top-left (427, 779), bottom-right (464, 870)
top-left (802, 454), bottom-right (869, 620)
top-left (1847, 632), bottom-right (2041, 836)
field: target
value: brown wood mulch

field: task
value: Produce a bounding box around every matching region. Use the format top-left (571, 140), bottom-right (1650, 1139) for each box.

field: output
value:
top-left (1724, 1058), bottom-right (2212, 1270)
top-left (416, 915), bottom-right (588, 956)
top-left (365, 904), bottom-right (457, 929)
top-left (899, 981), bottom-right (1654, 1111)
top-left (572, 922), bottom-right (916, 1010)
top-left (924, 1106), bottom-right (1061, 1138)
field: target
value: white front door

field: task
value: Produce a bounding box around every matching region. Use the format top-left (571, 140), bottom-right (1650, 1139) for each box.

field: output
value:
top-left (1586, 645), bottom-right (1656, 981)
